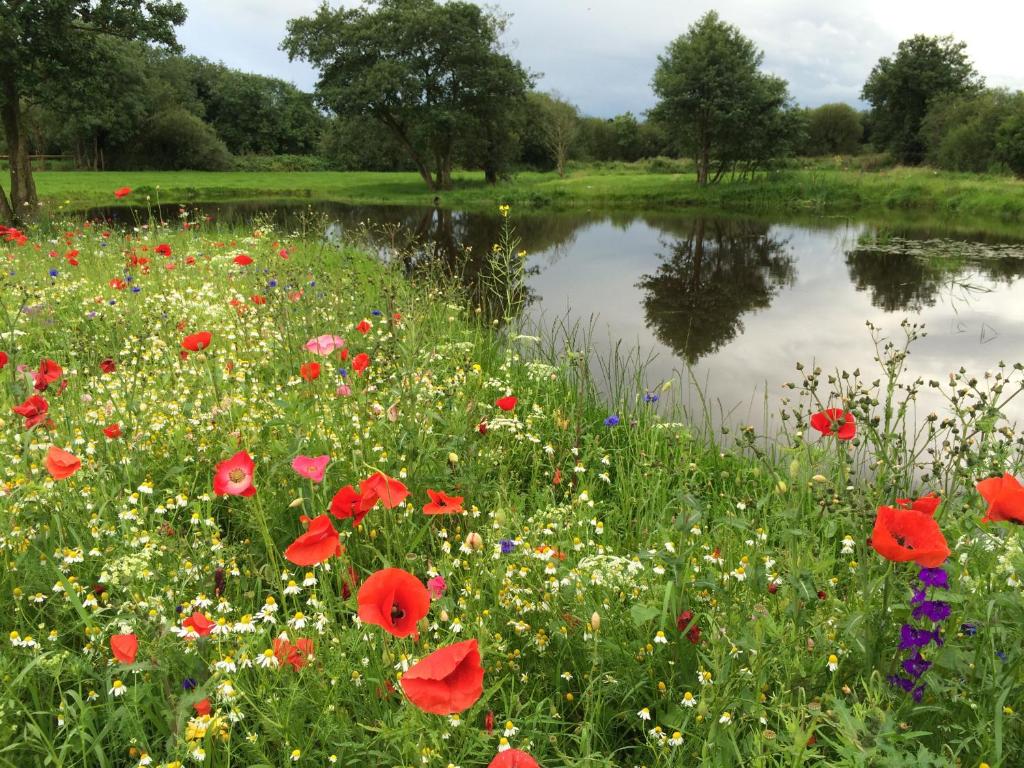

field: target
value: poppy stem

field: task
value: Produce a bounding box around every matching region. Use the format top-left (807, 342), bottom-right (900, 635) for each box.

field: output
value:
top-left (873, 562), bottom-right (894, 668)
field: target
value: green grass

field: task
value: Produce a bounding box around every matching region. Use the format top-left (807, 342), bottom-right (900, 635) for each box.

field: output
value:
top-left (0, 215), bottom-right (1022, 767)
top-left (27, 163), bottom-right (1024, 225)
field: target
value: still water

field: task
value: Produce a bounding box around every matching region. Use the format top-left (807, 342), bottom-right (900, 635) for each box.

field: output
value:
top-left (88, 201), bottom-right (1024, 425)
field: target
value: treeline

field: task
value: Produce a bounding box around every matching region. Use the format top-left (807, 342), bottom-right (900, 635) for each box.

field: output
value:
top-left (3, 1), bottom-right (1024, 223)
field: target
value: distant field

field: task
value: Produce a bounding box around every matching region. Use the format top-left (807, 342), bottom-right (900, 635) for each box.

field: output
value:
top-left (29, 165), bottom-right (1024, 224)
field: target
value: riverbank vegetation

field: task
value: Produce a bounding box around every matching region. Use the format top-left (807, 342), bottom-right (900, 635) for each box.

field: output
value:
top-left (1, 209), bottom-right (1022, 766)
top-left (31, 163), bottom-right (1024, 224)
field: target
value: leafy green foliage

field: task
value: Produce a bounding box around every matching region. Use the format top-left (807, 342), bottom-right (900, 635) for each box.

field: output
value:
top-left (283, 0), bottom-right (531, 191)
top-left (125, 108), bottom-right (233, 171)
top-left (802, 104), bottom-right (864, 156)
top-left (861, 35), bottom-right (983, 164)
top-left (651, 11), bottom-right (796, 185)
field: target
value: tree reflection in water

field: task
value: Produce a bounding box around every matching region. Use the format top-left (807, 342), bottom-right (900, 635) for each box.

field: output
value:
top-left (636, 218), bottom-right (795, 363)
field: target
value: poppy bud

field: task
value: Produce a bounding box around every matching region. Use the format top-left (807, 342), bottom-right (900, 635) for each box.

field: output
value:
top-left (439, 610), bottom-right (450, 622)
top-left (589, 611), bottom-right (601, 632)
top-left (289, 497), bottom-right (304, 508)
top-left (768, 583), bottom-right (778, 594)
top-left (484, 710), bottom-right (495, 734)
top-left (806, 638), bottom-right (815, 651)
top-left (465, 532), bottom-right (484, 550)
top-left (448, 452), bottom-right (459, 467)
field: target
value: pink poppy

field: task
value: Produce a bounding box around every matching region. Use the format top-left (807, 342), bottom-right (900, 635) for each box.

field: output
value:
top-left (213, 451), bottom-right (256, 497)
top-left (292, 455), bottom-right (330, 483)
top-left (305, 335), bottom-right (346, 355)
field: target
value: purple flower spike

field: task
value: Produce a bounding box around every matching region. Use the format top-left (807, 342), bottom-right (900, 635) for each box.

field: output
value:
top-left (901, 652), bottom-right (932, 679)
top-left (911, 588), bottom-right (928, 605)
top-left (887, 674), bottom-right (914, 692)
top-left (918, 567), bottom-right (949, 589)
top-left (912, 600), bottom-right (951, 623)
top-left (899, 624), bottom-right (937, 650)
top-left (912, 684), bottom-right (925, 703)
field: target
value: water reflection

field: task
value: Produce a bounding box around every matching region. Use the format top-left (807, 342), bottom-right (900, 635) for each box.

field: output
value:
top-left (83, 200), bottom-right (1024, 419)
top-left (637, 218), bottom-right (795, 363)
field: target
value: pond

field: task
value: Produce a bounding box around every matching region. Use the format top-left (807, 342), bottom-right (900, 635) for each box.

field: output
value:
top-left (84, 200), bottom-right (1024, 429)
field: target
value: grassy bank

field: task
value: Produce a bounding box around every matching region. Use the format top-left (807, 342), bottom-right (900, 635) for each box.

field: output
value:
top-left (1, 214), bottom-right (1022, 766)
top-left (28, 164), bottom-right (1024, 224)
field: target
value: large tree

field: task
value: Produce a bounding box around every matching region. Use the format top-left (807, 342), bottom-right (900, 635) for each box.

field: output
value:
top-left (651, 11), bottom-right (793, 185)
top-left (0, 0), bottom-right (186, 223)
top-left (283, 0), bottom-right (531, 191)
top-left (861, 35), bottom-right (982, 164)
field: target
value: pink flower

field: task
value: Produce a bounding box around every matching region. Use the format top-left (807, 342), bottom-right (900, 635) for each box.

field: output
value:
top-left (291, 454), bottom-right (330, 483)
top-left (305, 334), bottom-right (346, 355)
top-left (427, 575), bottom-right (447, 599)
top-left (213, 451), bottom-right (256, 497)
top-left (336, 384), bottom-right (352, 397)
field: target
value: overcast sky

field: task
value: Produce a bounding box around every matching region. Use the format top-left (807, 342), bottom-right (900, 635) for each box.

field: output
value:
top-left (177, 0), bottom-right (1024, 117)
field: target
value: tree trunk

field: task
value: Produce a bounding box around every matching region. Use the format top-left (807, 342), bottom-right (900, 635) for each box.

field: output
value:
top-left (1, 77), bottom-right (38, 215)
top-left (0, 184), bottom-right (13, 225)
top-left (375, 111), bottom-right (437, 191)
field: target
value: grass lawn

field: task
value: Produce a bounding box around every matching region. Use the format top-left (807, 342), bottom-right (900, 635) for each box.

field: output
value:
top-left (29, 164), bottom-right (1024, 224)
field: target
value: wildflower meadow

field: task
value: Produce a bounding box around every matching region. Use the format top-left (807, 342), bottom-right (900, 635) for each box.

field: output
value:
top-left (0, 196), bottom-right (1022, 768)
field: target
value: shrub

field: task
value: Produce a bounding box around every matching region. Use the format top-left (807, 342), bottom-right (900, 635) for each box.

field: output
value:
top-left (126, 108), bottom-right (233, 171)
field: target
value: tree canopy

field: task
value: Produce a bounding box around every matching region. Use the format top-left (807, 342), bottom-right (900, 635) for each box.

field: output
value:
top-left (651, 11), bottom-right (796, 185)
top-left (861, 35), bottom-right (982, 164)
top-left (283, 0), bottom-right (532, 191)
top-left (0, 0), bottom-right (187, 222)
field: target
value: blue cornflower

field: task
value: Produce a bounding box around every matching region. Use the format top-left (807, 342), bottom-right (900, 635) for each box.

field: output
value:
top-left (268, 279), bottom-right (278, 288)
top-left (604, 415), bottom-right (620, 427)
top-left (371, 309), bottom-right (383, 316)
top-left (49, 268), bottom-right (59, 277)
top-left (643, 392), bottom-right (659, 404)
top-left (960, 623), bottom-right (978, 637)
top-left (131, 286), bottom-right (141, 293)
top-left (499, 539), bottom-right (516, 554)
top-left (338, 368), bottom-right (347, 378)
top-left (182, 678), bottom-right (197, 691)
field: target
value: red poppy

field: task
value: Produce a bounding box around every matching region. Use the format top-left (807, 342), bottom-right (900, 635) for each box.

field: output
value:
top-left (809, 408), bottom-right (856, 440)
top-left (251, 295), bottom-right (266, 305)
top-left (300, 361), bottom-right (321, 381)
top-left (110, 633), bottom-right (138, 664)
top-left (12, 395), bottom-right (48, 429)
top-left (284, 514), bottom-right (343, 566)
top-left (976, 473), bottom-right (1024, 524)
top-left (0, 351), bottom-right (8, 369)
top-left (193, 698), bottom-right (212, 716)
top-left (352, 352), bottom-right (370, 375)
top-left (103, 423), bottom-right (122, 439)
top-left (895, 493), bottom-right (941, 516)
top-left (109, 277), bottom-right (127, 290)
top-left (423, 489), bottom-right (465, 515)
top-left (357, 568), bottom-right (430, 638)
top-left (477, 421), bottom-right (488, 435)
top-left (34, 358), bottom-right (63, 391)
top-left (360, 471), bottom-right (409, 509)
top-left (496, 396), bottom-right (517, 411)
top-left (870, 505), bottom-right (950, 567)
top-left (488, 750), bottom-right (540, 768)
top-left (182, 611), bottom-right (215, 637)
top-left (273, 637), bottom-right (315, 671)
top-left (155, 244), bottom-right (172, 257)
top-left (45, 446), bottom-right (81, 480)
top-left (329, 484), bottom-right (369, 525)
top-left (100, 358), bottom-right (116, 373)
top-left (114, 186), bottom-right (132, 199)
top-left (401, 639), bottom-right (484, 715)
top-left (212, 451), bottom-right (256, 496)
top-left (182, 331), bottom-right (212, 352)
top-left (233, 254), bottom-right (253, 266)
top-left (356, 319), bottom-right (372, 334)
